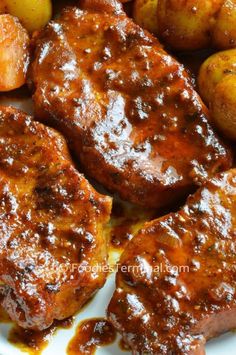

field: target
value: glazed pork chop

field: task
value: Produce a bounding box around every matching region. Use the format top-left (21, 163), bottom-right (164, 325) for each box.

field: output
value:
top-left (29, 0), bottom-right (232, 208)
top-left (108, 169), bottom-right (236, 354)
top-left (0, 106), bottom-right (111, 331)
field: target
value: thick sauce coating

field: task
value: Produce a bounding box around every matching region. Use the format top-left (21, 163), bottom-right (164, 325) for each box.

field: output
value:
top-left (30, 0), bottom-right (232, 208)
top-left (9, 317), bottom-right (73, 355)
top-left (109, 201), bottom-right (154, 250)
top-left (108, 169), bottom-right (236, 354)
top-left (0, 106), bottom-right (111, 331)
top-left (67, 318), bottom-right (116, 355)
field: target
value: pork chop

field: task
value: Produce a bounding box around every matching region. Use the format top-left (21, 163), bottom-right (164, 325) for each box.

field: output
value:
top-left (108, 169), bottom-right (236, 354)
top-left (0, 106), bottom-right (111, 330)
top-left (29, 0), bottom-right (232, 208)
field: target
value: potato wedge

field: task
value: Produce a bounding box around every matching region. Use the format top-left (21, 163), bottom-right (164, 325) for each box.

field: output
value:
top-left (213, 0), bottom-right (236, 49)
top-left (198, 49), bottom-right (236, 105)
top-left (133, 0), bottom-right (159, 34)
top-left (211, 75), bottom-right (236, 140)
top-left (157, 0), bottom-right (224, 51)
top-left (5, 0), bottom-right (52, 33)
top-left (0, 14), bottom-right (29, 91)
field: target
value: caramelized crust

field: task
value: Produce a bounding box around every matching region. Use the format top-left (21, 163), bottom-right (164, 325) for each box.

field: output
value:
top-left (0, 106), bottom-right (111, 330)
top-left (108, 169), bottom-right (236, 354)
top-left (29, 0), bottom-right (232, 208)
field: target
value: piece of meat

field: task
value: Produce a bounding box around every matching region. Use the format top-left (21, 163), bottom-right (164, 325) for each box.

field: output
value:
top-left (108, 169), bottom-right (236, 354)
top-left (29, 0), bottom-right (232, 208)
top-left (0, 106), bottom-right (111, 331)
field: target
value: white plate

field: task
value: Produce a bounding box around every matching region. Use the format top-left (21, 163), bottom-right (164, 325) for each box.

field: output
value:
top-left (0, 99), bottom-right (235, 355)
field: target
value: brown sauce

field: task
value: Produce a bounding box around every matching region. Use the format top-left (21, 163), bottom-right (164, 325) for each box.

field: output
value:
top-left (0, 8), bottom-right (223, 355)
top-left (119, 338), bottom-right (131, 352)
top-left (110, 219), bottom-right (134, 249)
top-left (8, 317), bottom-right (73, 355)
top-left (108, 199), bottom-right (181, 252)
top-left (109, 201), bottom-right (155, 250)
top-left (67, 318), bottom-right (116, 355)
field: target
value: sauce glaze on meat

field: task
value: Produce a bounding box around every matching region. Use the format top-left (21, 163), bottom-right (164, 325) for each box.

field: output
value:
top-left (30, 0), bottom-right (232, 208)
top-left (108, 169), bottom-right (236, 354)
top-left (0, 106), bottom-right (111, 331)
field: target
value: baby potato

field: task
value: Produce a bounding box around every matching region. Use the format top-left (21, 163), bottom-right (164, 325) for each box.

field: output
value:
top-left (5, 0), bottom-right (52, 33)
top-left (213, 0), bottom-right (236, 49)
top-left (157, 0), bottom-right (225, 51)
top-left (0, 14), bottom-right (30, 91)
top-left (198, 49), bottom-right (236, 105)
top-left (211, 75), bottom-right (236, 140)
top-left (133, 0), bottom-right (159, 34)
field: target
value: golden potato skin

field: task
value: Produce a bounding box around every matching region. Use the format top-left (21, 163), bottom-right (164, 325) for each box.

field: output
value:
top-left (198, 49), bottom-right (236, 105)
top-left (0, 14), bottom-right (29, 91)
top-left (133, 0), bottom-right (159, 34)
top-left (5, 0), bottom-right (52, 33)
top-left (212, 75), bottom-right (236, 140)
top-left (157, 0), bottom-right (225, 51)
top-left (213, 0), bottom-right (236, 49)
top-left (199, 47), bottom-right (236, 140)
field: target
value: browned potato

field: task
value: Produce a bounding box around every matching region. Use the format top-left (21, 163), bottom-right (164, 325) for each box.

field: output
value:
top-left (198, 48), bottom-right (236, 140)
top-left (213, 0), bottom-right (236, 49)
top-left (211, 75), bottom-right (236, 140)
top-left (133, 0), bottom-right (159, 34)
top-left (157, 0), bottom-right (225, 51)
top-left (198, 49), bottom-right (236, 105)
top-left (0, 14), bottom-right (29, 91)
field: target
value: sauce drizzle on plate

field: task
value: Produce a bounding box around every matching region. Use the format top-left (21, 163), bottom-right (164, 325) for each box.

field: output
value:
top-left (67, 318), bottom-right (116, 355)
top-left (8, 317), bottom-right (73, 355)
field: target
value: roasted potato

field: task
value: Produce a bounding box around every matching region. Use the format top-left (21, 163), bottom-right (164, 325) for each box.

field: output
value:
top-left (157, 0), bottom-right (225, 51)
top-left (133, 0), bottom-right (159, 34)
top-left (198, 48), bottom-right (236, 140)
top-left (0, 14), bottom-right (30, 91)
top-left (4, 0), bottom-right (52, 33)
top-left (211, 75), bottom-right (236, 140)
top-left (198, 49), bottom-right (236, 105)
top-left (213, 0), bottom-right (236, 49)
